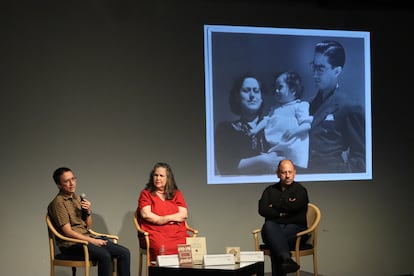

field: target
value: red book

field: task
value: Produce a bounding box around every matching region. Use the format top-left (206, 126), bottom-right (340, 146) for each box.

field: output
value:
top-left (177, 244), bottom-right (193, 266)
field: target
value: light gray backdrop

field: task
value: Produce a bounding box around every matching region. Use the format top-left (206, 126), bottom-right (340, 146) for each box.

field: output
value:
top-left (1, 1), bottom-right (413, 276)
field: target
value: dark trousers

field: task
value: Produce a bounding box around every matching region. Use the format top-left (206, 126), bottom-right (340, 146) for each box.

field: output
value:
top-left (261, 220), bottom-right (306, 276)
top-left (64, 238), bottom-right (131, 276)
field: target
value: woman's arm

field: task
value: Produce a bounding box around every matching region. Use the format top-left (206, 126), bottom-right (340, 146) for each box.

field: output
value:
top-left (238, 152), bottom-right (282, 174)
top-left (140, 205), bottom-right (188, 225)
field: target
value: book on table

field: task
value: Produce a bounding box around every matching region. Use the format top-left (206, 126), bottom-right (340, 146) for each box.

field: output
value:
top-left (186, 236), bottom-right (207, 265)
top-left (177, 244), bottom-right (193, 266)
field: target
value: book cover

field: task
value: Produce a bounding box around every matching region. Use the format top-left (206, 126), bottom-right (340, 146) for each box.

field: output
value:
top-left (186, 237), bottom-right (207, 265)
top-left (177, 244), bottom-right (193, 266)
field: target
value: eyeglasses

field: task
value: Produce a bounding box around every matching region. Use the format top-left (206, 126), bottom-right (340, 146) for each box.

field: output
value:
top-left (309, 62), bottom-right (331, 75)
top-left (62, 177), bottom-right (77, 185)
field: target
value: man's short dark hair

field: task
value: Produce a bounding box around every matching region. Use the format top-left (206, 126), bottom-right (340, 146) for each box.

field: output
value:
top-left (52, 167), bottom-right (72, 184)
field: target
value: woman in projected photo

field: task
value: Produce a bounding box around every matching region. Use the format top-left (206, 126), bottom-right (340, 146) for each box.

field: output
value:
top-left (249, 71), bottom-right (313, 170)
top-left (215, 74), bottom-right (281, 175)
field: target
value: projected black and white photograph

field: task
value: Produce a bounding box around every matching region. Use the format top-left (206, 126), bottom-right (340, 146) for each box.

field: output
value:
top-left (204, 25), bottom-right (372, 184)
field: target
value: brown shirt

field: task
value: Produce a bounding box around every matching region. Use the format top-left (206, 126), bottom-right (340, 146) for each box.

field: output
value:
top-left (47, 192), bottom-right (89, 249)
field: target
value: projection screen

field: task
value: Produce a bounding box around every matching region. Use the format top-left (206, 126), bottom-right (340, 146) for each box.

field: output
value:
top-left (204, 24), bottom-right (372, 184)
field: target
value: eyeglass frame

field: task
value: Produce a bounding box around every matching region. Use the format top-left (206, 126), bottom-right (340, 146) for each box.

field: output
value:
top-left (309, 61), bottom-right (333, 75)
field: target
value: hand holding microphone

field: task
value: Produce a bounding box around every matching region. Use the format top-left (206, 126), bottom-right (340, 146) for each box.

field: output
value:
top-left (80, 193), bottom-right (91, 218)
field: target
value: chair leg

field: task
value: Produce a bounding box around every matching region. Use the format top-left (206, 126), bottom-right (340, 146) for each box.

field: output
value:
top-left (145, 255), bottom-right (149, 276)
top-left (72, 267), bottom-right (76, 276)
top-left (313, 253), bottom-right (318, 276)
top-left (145, 254), bottom-right (149, 276)
top-left (84, 265), bottom-right (90, 276)
top-left (138, 253), bottom-right (143, 276)
top-left (294, 252), bottom-right (300, 276)
top-left (113, 258), bottom-right (118, 276)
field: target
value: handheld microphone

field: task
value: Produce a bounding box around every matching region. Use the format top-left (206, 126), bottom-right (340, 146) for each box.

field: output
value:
top-left (80, 193), bottom-right (89, 219)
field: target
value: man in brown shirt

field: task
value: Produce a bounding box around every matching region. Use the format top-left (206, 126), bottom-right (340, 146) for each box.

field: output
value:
top-left (48, 167), bottom-right (130, 276)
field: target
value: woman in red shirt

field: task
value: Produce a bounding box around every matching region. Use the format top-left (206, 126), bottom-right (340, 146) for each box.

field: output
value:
top-left (137, 162), bottom-right (189, 261)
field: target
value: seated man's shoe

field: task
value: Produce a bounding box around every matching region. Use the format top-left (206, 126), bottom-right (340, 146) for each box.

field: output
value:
top-left (281, 258), bottom-right (300, 274)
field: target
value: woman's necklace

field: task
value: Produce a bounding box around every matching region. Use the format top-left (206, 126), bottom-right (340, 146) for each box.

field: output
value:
top-left (156, 190), bottom-right (165, 201)
top-left (156, 190), bottom-right (165, 197)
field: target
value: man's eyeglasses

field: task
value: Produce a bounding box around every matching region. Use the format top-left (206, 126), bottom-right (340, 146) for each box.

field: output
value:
top-left (62, 177), bottom-right (77, 185)
top-left (309, 62), bottom-right (330, 75)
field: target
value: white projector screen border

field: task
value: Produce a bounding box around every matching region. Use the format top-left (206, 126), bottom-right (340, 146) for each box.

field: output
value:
top-left (204, 24), bottom-right (372, 184)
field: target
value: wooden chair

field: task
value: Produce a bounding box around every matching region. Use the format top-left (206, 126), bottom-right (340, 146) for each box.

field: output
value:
top-left (252, 203), bottom-right (321, 276)
top-left (46, 213), bottom-right (118, 276)
top-left (133, 211), bottom-right (199, 276)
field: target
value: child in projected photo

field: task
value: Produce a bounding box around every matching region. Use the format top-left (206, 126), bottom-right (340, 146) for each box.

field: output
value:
top-left (249, 71), bottom-right (313, 169)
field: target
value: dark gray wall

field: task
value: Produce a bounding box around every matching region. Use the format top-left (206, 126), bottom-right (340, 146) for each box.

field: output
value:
top-left (1, 1), bottom-right (413, 275)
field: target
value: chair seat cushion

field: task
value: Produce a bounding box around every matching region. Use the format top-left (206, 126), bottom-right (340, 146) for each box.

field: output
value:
top-left (55, 253), bottom-right (86, 261)
top-left (55, 253), bottom-right (98, 266)
top-left (138, 234), bottom-right (147, 249)
top-left (259, 243), bottom-right (314, 251)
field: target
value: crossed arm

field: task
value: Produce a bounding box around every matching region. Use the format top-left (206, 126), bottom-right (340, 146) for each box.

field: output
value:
top-left (140, 205), bottom-right (188, 225)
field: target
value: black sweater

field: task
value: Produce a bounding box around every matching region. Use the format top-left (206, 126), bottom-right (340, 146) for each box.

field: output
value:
top-left (258, 181), bottom-right (309, 226)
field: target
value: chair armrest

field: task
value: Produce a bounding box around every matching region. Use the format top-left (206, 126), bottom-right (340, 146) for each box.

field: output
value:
top-left (296, 214), bottom-right (319, 237)
top-left (46, 214), bottom-right (88, 245)
top-left (185, 221), bottom-right (198, 237)
top-left (252, 228), bottom-right (261, 235)
top-left (134, 214), bottom-right (149, 237)
top-left (251, 228), bottom-right (262, 251)
top-left (88, 229), bottom-right (119, 242)
top-left (53, 230), bottom-right (89, 245)
top-left (296, 227), bottom-right (313, 237)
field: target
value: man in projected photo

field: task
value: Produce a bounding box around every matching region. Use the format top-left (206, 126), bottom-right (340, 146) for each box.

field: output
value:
top-left (214, 74), bottom-right (281, 175)
top-left (308, 40), bottom-right (365, 173)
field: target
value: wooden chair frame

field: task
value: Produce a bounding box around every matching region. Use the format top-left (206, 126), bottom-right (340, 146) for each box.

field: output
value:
top-left (133, 211), bottom-right (198, 276)
top-left (252, 203), bottom-right (321, 276)
top-left (46, 213), bottom-right (118, 276)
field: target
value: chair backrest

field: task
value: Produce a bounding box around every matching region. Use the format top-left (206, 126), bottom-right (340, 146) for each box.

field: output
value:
top-left (47, 213), bottom-right (120, 276)
top-left (133, 210), bottom-right (199, 276)
top-left (133, 211), bottom-right (150, 249)
top-left (252, 203), bottom-right (321, 276)
top-left (46, 214), bottom-right (58, 262)
top-left (304, 203), bottom-right (321, 247)
top-left (252, 203), bottom-right (321, 251)
top-left (133, 211), bottom-right (151, 276)
top-left (46, 213), bottom-right (91, 258)
top-left (133, 211), bottom-right (199, 249)
top-left (46, 213), bottom-right (93, 276)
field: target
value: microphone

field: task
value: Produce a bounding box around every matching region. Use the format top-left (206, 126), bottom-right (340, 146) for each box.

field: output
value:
top-left (80, 193), bottom-right (89, 219)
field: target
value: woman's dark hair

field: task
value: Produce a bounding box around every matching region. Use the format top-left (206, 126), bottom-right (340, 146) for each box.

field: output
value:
top-left (228, 74), bottom-right (265, 116)
top-left (145, 162), bottom-right (178, 200)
